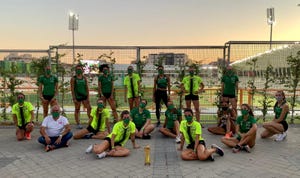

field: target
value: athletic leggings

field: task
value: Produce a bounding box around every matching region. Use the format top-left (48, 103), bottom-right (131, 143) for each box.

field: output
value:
top-left (155, 90), bottom-right (168, 121)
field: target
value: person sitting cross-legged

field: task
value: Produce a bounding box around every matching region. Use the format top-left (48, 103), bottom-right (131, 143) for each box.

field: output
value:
top-left (38, 105), bottom-right (73, 152)
top-left (178, 108), bottom-right (224, 161)
top-left (73, 99), bottom-right (111, 139)
top-left (85, 110), bottom-right (140, 159)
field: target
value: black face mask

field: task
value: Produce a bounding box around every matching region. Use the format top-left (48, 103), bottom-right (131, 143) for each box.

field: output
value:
top-left (222, 107), bottom-right (228, 111)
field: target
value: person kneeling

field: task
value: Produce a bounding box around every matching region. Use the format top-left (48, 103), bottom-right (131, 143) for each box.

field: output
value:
top-left (178, 108), bottom-right (224, 161)
top-left (159, 101), bottom-right (182, 143)
top-left (85, 110), bottom-right (140, 159)
top-left (38, 105), bottom-right (73, 152)
top-left (73, 99), bottom-right (110, 139)
top-left (221, 104), bottom-right (257, 153)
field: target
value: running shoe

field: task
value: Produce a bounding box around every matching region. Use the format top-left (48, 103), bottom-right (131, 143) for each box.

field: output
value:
top-left (242, 145), bottom-right (251, 153)
top-left (207, 155), bottom-right (214, 161)
top-left (85, 144), bottom-right (93, 154)
top-left (175, 135), bottom-right (181, 144)
top-left (142, 135), bottom-right (151, 139)
top-left (156, 121), bottom-right (161, 127)
top-left (97, 152), bottom-right (107, 159)
top-left (275, 132), bottom-right (287, 142)
top-left (211, 144), bottom-right (224, 156)
top-left (232, 145), bottom-right (241, 153)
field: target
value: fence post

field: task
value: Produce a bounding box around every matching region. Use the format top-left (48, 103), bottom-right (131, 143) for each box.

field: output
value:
top-left (239, 89), bottom-right (243, 105)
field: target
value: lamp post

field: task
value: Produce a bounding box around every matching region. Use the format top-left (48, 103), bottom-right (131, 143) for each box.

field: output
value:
top-left (267, 8), bottom-right (275, 50)
top-left (69, 12), bottom-right (79, 65)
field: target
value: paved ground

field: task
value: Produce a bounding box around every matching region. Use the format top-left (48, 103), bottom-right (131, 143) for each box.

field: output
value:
top-left (0, 124), bottom-right (299, 178)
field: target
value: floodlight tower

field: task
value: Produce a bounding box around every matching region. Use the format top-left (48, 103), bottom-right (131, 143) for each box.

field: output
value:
top-left (69, 12), bottom-right (79, 65)
top-left (267, 8), bottom-right (275, 50)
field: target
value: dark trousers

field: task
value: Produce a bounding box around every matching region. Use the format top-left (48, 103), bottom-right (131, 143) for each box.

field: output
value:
top-left (38, 132), bottom-right (73, 149)
top-left (155, 90), bottom-right (168, 121)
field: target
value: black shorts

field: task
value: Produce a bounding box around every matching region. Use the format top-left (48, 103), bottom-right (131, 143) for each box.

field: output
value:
top-left (102, 93), bottom-right (112, 99)
top-left (185, 94), bottom-right (199, 100)
top-left (18, 122), bottom-right (29, 130)
top-left (279, 120), bottom-right (288, 131)
top-left (104, 137), bottom-right (122, 150)
top-left (87, 125), bottom-right (98, 135)
top-left (76, 96), bottom-right (88, 102)
top-left (43, 95), bottom-right (54, 101)
top-left (187, 140), bottom-right (206, 149)
top-left (222, 94), bottom-right (236, 98)
top-left (136, 127), bottom-right (143, 131)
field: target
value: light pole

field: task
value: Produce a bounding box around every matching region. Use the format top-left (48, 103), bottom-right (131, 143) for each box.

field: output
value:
top-left (69, 12), bottom-right (79, 65)
top-left (267, 8), bottom-right (275, 50)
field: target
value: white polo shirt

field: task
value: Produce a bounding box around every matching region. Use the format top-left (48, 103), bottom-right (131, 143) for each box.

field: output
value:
top-left (41, 115), bottom-right (69, 137)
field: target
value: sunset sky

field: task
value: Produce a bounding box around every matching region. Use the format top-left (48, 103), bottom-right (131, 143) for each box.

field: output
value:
top-left (1, 0), bottom-right (300, 49)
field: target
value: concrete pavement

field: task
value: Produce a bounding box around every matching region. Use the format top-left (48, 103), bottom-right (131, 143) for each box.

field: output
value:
top-left (0, 124), bottom-right (299, 178)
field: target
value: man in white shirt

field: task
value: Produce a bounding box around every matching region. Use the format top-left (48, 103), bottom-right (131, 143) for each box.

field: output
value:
top-left (38, 105), bottom-right (73, 152)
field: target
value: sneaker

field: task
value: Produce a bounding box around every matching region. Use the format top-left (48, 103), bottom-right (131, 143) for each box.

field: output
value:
top-left (211, 144), bottom-right (224, 156)
top-left (232, 145), bottom-right (241, 153)
top-left (242, 145), bottom-right (251, 153)
top-left (175, 135), bottom-right (181, 144)
top-left (142, 135), bottom-right (151, 139)
top-left (156, 121), bottom-right (161, 127)
top-left (275, 132), bottom-right (287, 142)
top-left (76, 124), bottom-right (83, 129)
top-left (207, 155), bottom-right (214, 161)
top-left (25, 132), bottom-right (31, 140)
top-left (85, 144), bottom-right (93, 154)
top-left (97, 152), bottom-right (107, 159)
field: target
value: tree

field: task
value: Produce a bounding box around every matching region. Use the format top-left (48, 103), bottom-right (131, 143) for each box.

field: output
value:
top-left (285, 51), bottom-right (300, 124)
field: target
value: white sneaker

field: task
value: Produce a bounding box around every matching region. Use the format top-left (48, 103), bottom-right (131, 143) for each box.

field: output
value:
top-left (275, 132), bottom-right (287, 142)
top-left (85, 144), bottom-right (93, 154)
top-left (175, 135), bottom-right (181, 144)
top-left (97, 152), bottom-right (107, 159)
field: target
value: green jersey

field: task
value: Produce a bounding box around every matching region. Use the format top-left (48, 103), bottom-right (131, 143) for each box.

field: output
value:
top-left (98, 74), bottom-right (113, 94)
top-left (12, 102), bottom-right (34, 127)
top-left (124, 73), bottom-right (140, 98)
top-left (38, 75), bottom-right (58, 96)
top-left (74, 76), bottom-right (88, 99)
top-left (180, 120), bottom-right (203, 144)
top-left (156, 75), bottom-right (168, 89)
top-left (107, 121), bottom-right (136, 146)
top-left (274, 102), bottom-right (288, 121)
top-left (90, 108), bottom-right (110, 132)
top-left (130, 107), bottom-right (151, 129)
top-left (165, 108), bottom-right (181, 129)
top-left (221, 74), bottom-right (239, 96)
top-left (181, 75), bottom-right (203, 95)
top-left (236, 115), bottom-right (256, 133)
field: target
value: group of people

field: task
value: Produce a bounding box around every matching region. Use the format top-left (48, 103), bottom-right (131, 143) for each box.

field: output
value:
top-left (11, 64), bottom-right (290, 161)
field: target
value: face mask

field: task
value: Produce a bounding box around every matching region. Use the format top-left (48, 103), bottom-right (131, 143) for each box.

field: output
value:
top-left (76, 69), bottom-right (82, 75)
top-left (98, 103), bottom-right (104, 109)
top-left (241, 109), bottom-right (249, 116)
top-left (103, 70), bottom-right (108, 75)
top-left (18, 98), bottom-right (24, 104)
top-left (222, 107), bottom-right (228, 111)
top-left (185, 115), bottom-right (193, 122)
top-left (275, 96), bottom-right (283, 102)
top-left (158, 69), bottom-right (164, 75)
top-left (168, 104), bottom-right (174, 110)
top-left (189, 71), bottom-right (194, 76)
top-left (123, 117), bottom-right (130, 125)
top-left (46, 69), bottom-right (51, 75)
top-left (52, 112), bottom-right (60, 118)
top-left (227, 70), bottom-right (233, 75)
top-left (128, 69), bottom-right (133, 74)
top-left (139, 103), bottom-right (146, 109)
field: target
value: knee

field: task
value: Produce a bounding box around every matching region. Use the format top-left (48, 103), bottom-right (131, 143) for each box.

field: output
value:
top-left (198, 155), bottom-right (207, 161)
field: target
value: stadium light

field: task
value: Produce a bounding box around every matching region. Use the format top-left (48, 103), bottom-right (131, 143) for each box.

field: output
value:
top-left (267, 8), bottom-right (275, 50)
top-left (69, 12), bottom-right (79, 64)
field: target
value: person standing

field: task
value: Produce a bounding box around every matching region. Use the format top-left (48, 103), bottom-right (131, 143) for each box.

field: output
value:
top-left (178, 108), bottom-right (224, 161)
top-left (38, 65), bottom-right (58, 118)
top-left (124, 66), bottom-right (141, 110)
top-left (261, 90), bottom-right (289, 141)
top-left (153, 65), bottom-right (170, 127)
top-left (85, 110), bottom-right (140, 159)
top-left (221, 65), bottom-right (239, 114)
top-left (12, 93), bottom-right (34, 141)
top-left (181, 66), bottom-right (204, 123)
top-left (98, 64), bottom-right (118, 123)
top-left (73, 99), bottom-right (111, 139)
top-left (38, 105), bottom-right (73, 152)
top-left (70, 64), bottom-right (92, 129)
top-left (221, 104), bottom-right (257, 153)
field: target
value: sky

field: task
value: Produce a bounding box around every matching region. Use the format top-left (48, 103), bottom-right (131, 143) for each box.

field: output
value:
top-left (1, 0), bottom-right (300, 49)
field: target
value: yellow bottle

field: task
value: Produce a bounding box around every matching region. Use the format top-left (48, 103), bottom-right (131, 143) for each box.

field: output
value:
top-left (144, 145), bottom-right (151, 166)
